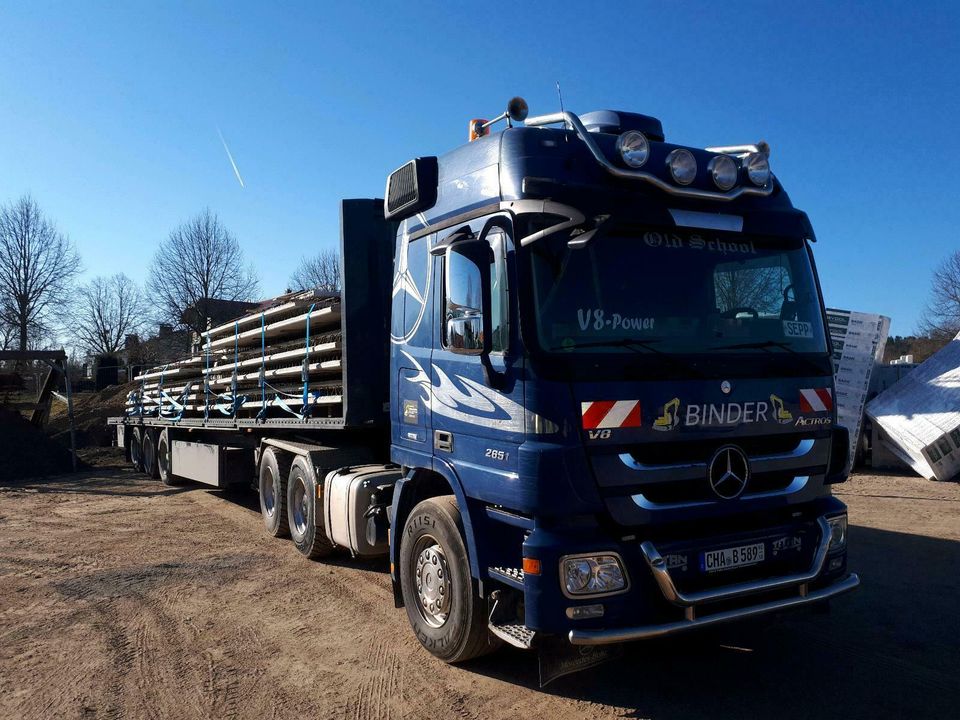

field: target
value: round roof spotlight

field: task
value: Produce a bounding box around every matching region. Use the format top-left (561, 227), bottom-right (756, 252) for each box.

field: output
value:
top-left (507, 96), bottom-right (529, 123)
top-left (666, 148), bottom-right (697, 185)
top-left (709, 155), bottom-right (738, 191)
top-left (617, 130), bottom-right (650, 168)
top-left (745, 152), bottom-right (771, 186)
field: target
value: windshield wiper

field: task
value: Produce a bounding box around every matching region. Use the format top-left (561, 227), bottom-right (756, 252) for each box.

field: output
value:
top-left (548, 337), bottom-right (665, 352)
top-left (710, 340), bottom-right (799, 353)
top-left (548, 337), bottom-right (708, 378)
top-left (709, 339), bottom-right (829, 375)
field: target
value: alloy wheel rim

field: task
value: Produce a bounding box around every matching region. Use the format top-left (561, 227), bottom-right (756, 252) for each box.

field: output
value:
top-left (413, 536), bottom-right (451, 628)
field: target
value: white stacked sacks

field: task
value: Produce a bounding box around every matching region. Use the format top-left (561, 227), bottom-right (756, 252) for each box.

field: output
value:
top-left (826, 308), bottom-right (890, 467)
top-left (866, 331), bottom-right (960, 481)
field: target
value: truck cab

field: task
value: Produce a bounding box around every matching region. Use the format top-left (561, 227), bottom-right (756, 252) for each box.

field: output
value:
top-left (386, 101), bottom-right (858, 661)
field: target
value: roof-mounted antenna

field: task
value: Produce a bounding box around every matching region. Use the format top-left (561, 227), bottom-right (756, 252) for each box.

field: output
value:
top-left (556, 81), bottom-right (568, 130)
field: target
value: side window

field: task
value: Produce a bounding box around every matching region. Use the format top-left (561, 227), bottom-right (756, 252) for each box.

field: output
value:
top-left (443, 244), bottom-right (485, 353)
top-left (487, 229), bottom-right (509, 353)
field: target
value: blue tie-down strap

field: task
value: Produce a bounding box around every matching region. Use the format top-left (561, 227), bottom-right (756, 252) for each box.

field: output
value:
top-left (301, 389), bottom-right (322, 419)
top-left (211, 391), bottom-right (247, 416)
top-left (257, 380), bottom-right (303, 421)
top-left (159, 382), bottom-right (193, 422)
top-left (125, 390), bottom-right (142, 417)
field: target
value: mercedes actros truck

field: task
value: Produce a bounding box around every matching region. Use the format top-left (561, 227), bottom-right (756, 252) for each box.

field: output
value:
top-left (111, 97), bottom-right (858, 673)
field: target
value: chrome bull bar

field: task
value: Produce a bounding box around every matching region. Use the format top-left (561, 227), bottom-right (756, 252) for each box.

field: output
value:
top-left (568, 515), bottom-right (860, 645)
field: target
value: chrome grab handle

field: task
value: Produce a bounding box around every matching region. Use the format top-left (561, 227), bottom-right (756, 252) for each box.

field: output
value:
top-left (640, 516), bottom-right (834, 607)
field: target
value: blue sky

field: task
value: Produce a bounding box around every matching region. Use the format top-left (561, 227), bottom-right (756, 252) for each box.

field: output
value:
top-left (1, 0), bottom-right (957, 336)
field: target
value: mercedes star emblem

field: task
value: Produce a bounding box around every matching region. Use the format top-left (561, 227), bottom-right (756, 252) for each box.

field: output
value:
top-left (708, 445), bottom-right (750, 500)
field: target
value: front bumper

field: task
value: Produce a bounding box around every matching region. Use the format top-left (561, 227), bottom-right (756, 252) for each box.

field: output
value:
top-left (567, 515), bottom-right (859, 645)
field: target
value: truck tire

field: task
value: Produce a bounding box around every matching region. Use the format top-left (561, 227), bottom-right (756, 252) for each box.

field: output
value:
top-left (399, 496), bottom-right (499, 663)
top-left (142, 430), bottom-right (160, 479)
top-left (286, 456), bottom-right (335, 559)
top-left (259, 447), bottom-right (290, 538)
top-left (156, 430), bottom-right (177, 486)
top-left (130, 427), bottom-right (144, 472)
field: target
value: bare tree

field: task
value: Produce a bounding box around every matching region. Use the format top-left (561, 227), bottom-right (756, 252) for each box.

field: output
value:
top-left (0, 196), bottom-right (82, 351)
top-left (70, 274), bottom-right (149, 355)
top-left (147, 209), bottom-right (259, 333)
top-left (921, 251), bottom-right (960, 339)
top-left (289, 248), bottom-right (341, 292)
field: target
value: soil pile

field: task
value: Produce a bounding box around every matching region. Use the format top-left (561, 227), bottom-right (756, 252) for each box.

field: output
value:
top-left (0, 406), bottom-right (77, 481)
top-left (48, 382), bottom-right (135, 448)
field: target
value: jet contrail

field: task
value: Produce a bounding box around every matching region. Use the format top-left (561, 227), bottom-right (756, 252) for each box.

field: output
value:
top-left (217, 127), bottom-right (245, 188)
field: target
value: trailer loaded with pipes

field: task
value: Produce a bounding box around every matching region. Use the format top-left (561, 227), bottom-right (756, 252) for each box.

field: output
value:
top-left (110, 198), bottom-right (396, 502)
top-left (122, 200), bottom-right (394, 432)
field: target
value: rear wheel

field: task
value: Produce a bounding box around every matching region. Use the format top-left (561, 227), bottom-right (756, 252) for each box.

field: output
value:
top-left (287, 456), bottom-right (335, 559)
top-left (259, 447), bottom-right (290, 538)
top-left (156, 430), bottom-right (177, 486)
top-left (130, 427), bottom-right (144, 472)
top-left (399, 496), bottom-right (499, 663)
top-left (142, 430), bottom-right (160, 479)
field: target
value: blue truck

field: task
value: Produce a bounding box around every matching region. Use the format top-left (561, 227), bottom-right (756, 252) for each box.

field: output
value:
top-left (111, 97), bottom-right (859, 673)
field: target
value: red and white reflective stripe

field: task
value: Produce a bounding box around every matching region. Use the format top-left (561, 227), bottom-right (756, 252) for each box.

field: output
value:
top-left (799, 388), bottom-right (833, 413)
top-left (581, 400), bottom-right (642, 429)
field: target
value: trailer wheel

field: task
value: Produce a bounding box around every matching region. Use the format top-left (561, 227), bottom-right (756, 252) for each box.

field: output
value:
top-left (287, 456), bottom-right (335, 559)
top-left (130, 427), bottom-right (144, 472)
top-left (142, 430), bottom-right (160, 479)
top-left (156, 430), bottom-right (177, 486)
top-left (259, 447), bottom-right (290, 538)
top-left (399, 496), bottom-right (498, 663)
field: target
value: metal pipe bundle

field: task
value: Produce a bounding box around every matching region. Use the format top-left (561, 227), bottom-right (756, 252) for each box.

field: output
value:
top-left (126, 290), bottom-right (344, 422)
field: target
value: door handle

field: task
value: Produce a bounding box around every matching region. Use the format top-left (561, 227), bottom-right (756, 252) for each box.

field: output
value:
top-left (434, 430), bottom-right (453, 453)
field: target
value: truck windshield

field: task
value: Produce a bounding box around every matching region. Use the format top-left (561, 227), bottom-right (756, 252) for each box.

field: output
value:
top-left (528, 228), bottom-right (828, 357)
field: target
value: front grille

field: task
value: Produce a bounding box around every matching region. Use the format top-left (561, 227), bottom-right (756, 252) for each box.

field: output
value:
top-left (637, 470), bottom-right (796, 505)
top-left (627, 432), bottom-right (809, 466)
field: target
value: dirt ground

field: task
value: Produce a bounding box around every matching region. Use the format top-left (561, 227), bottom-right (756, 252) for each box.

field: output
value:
top-left (1, 460), bottom-right (958, 720)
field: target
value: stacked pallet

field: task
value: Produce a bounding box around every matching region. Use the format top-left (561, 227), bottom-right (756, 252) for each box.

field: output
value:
top-left (126, 290), bottom-right (344, 421)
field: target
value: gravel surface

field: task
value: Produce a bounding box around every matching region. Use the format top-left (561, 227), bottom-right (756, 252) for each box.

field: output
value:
top-left (1, 470), bottom-right (957, 719)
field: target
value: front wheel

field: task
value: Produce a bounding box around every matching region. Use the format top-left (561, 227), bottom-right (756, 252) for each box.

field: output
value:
top-left (399, 496), bottom-right (499, 663)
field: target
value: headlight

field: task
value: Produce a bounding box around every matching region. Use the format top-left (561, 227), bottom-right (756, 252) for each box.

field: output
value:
top-left (561, 554), bottom-right (628, 596)
top-left (617, 130), bottom-right (650, 168)
top-left (708, 155), bottom-right (738, 191)
top-left (827, 515), bottom-right (847, 551)
top-left (744, 152), bottom-right (770, 186)
top-left (666, 149), bottom-right (697, 185)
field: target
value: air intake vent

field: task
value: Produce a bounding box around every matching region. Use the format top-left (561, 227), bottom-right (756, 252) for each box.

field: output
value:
top-left (384, 157), bottom-right (438, 221)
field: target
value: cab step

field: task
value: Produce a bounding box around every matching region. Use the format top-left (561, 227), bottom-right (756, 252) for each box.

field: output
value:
top-left (488, 566), bottom-right (525, 590)
top-left (489, 622), bottom-right (536, 649)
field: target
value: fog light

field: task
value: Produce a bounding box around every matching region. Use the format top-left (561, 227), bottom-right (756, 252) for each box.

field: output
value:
top-left (827, 515), bottom-right (847, 551)
top-left (666, 149), bottom-right (697, 185)
top-left (617, 130), bottom-right (650, 168)
top-left (561, 554), bottom-right (628, 597)
top-left (709, 155), bottom-right (738, 191)
top-left (566, 604), bottom-right (605, 620)
top-left (745, 152), bottom-right (770, 186)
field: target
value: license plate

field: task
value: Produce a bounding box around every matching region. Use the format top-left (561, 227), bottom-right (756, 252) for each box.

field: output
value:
top-left (701, 542), bottom-right (765, 573)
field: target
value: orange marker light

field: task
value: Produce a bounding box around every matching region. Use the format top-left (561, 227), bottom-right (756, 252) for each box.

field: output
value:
top-left (522, 557), bottom-right (541, 576)
top-left (469, 119), bottom-right (490, 142)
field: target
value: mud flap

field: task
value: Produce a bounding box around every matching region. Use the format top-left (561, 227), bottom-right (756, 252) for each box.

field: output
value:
top-left (538, 635), bottom-right (623, 687)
